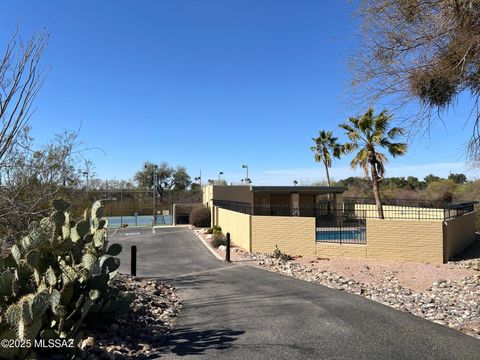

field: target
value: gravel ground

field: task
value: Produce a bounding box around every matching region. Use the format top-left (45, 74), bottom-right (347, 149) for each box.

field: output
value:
top-left (76, 274), bottom-right (182, 360)
top-left (196, 229), bottom-right (480, 340)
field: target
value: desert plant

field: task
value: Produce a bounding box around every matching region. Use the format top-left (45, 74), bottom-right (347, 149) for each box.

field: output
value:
top-left (273, 245), bottom-right (293, 262)
top-left (211, 232), bottom-right (226, 248)
top-left (189, 207), bottom-right (211, 227)
top-left (0, 199), bottom-right (133, 359)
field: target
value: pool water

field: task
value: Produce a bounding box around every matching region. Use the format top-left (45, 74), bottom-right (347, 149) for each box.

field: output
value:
top-left (316, 228), bottom-right (366, 242)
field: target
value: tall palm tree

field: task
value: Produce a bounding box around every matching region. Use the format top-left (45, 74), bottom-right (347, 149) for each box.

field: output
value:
top-left (310, 130), bottom-right (342, 187)
top-left (339, 108), bottom-right (407, 219)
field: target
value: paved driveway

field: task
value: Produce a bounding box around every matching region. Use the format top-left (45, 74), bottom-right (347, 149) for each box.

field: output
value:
top-left (110, 227), bottom-right (480, 360)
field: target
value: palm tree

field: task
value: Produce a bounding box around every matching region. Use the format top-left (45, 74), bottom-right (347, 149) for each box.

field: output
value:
top-left (310, 130), bottom-right (342, 187)
top-left (339, 108), bottom-right (407, 219)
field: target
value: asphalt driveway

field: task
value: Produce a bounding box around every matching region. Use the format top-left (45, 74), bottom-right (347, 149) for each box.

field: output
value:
top-left (110, 227), bottom-right (480, 360)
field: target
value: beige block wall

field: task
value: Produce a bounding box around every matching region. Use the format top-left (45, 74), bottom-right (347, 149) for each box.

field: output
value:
top-left (443, 212), bottom-right (476, 261)
top-left (251, 216), bottom-right (316, 256)
top-left (367, 218), bottom-right (444, 263)
top-left (215, 207), bottom-right (251, 252)
top-left (316, 243), bottom-right (367, 258)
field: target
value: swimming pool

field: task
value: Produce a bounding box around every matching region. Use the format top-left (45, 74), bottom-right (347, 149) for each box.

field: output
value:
top-left (316, 227), bottom-right (366, 243)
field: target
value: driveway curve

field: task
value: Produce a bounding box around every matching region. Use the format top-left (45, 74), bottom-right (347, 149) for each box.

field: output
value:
top-left (111, 227), bottom-right (480, 360)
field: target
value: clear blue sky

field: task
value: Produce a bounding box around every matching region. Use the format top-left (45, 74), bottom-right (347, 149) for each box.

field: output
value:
top-left (0, 0), bottom-right (475, 185)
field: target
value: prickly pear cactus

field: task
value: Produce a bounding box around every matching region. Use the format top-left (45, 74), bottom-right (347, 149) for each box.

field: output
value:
top-left (0, 200), bottom-right (134, 359)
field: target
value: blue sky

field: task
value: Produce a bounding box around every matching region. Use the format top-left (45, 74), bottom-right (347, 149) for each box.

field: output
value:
top-left (0, 0), bottom-right (476, 185)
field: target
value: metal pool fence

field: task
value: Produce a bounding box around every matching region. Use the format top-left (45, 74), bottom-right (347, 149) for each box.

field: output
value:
top-left (212, 199), bottom-right (477, 245)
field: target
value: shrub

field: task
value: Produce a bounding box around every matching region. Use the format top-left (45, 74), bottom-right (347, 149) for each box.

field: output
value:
top-left (273, 245), bottom-right (293, 262)
top-left (213, 225), bottom-right (222, 232)
top-left (189, 207), bottom-right (211, 227)
top-left (0, 200), bottom-right (133, 359)
top-left (211, 232), bottom-right (227, 248)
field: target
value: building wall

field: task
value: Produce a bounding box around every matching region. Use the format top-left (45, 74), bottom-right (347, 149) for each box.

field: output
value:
top-left (366, 218), bottom-right (444, 263)
top-left (443, 212), bottom-right (476, 261)
top-left (316, 243), bottom-right (367, 258)
top-left (215, 207), bottom-right (251, 252)
top-left (207, 185), bottom-right (253, 204)
top-left (250, 216), bottom-right (316, 255)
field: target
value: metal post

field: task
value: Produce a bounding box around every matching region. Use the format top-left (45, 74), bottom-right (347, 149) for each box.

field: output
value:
top-left (152, 166), bottom-right (158, 226)
top-left (226, 232), bottom-right (231, 262)
top-left (131, 245), bottom-right (137, 276)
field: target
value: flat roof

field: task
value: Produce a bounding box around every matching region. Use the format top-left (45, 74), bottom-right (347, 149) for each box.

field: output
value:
top-left (250, 186), bottom-right (346, 194)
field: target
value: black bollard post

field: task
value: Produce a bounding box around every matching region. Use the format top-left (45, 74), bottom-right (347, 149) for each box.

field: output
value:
top-left (131, 245), bottom-right (137, 276)
top-left (226, 232), bottom-right (231, 262)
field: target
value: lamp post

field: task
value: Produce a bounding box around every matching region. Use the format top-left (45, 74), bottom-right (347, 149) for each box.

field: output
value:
top-left (293, 180), bottom-right (298, 186)
top-left (218, 171), bottom-right (224, 181)
top-left (241, 164), bottom-right (248, 184)
top-left (82, 171), bottom-right (89, 190)
top-left (146, 164), bottom-right (159, 226)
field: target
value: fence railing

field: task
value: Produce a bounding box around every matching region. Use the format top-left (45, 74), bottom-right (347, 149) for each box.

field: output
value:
top-left (213, 199), bottom-right (477, 246)
top-left (212, 199), bottom-right (477, 221)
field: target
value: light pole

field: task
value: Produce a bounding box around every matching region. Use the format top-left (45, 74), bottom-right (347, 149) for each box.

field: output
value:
top-left (218, 171), bottom-right (224, 181)
top-left (241, 164), bottom-right (248, 184)
top-left (146, 164), bottom-right (159, 226)
top-left (82, 171), bottom-right (89, 190)
top-left (293, 180), bottom-right (298, 186)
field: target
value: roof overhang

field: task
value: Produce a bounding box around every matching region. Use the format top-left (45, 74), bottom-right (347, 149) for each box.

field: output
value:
top-left (250, 186), bottom-right (346, 194)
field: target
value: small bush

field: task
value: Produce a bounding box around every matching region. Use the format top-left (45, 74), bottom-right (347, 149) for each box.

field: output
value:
top-left (273, 245), bottom-right (293, 262)
top-left (189, 207), bottom-right (211, 227)
top-left (211, 233), bottom-right (227, 248)
top-left (213, 225), bottom-right (222, 232)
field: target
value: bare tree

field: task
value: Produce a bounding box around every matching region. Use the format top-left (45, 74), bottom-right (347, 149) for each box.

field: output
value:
top-left (0, 126), bottom-right (94, 241)
top-left (0, 29), bottom-right (48, 167)
top-left (351, 0), bottom-right (480, 159)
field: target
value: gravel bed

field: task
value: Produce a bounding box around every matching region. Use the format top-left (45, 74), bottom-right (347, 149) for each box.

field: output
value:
top-left (75, 274), bottom-right (182, 360)
top-left (241, 253), bottom-right (480, 339)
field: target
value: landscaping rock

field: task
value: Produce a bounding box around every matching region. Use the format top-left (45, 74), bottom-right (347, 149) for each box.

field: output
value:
top-left (78, 274), bottom-right (182, 359)
top-left (240, 252), bottom-right (480, 340)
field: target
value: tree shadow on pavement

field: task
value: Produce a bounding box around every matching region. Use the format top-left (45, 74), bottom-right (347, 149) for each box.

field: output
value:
top-left (163, 327), bottom-right (245, 356)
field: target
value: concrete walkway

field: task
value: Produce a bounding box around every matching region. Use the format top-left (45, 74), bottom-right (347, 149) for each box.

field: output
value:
top-left (110, 227), bottom-right (480, 360)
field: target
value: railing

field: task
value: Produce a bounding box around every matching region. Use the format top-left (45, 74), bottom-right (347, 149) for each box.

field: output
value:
top-left (213, 199), bottom-right (477, 245)
top-left (212, 199), bottom-right (477, 220)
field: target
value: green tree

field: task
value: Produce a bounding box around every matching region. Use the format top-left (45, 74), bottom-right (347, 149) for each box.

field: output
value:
top-left (424, 174), bottom-right (441, 184)
top-left (339, 108), bottom-right (408, 218)
top-left (310, 130), bottom-right (342, 186)
top-left (134, 162), bottom-right (192, 199)
top-left (448, 173), bottom-right (467, 184)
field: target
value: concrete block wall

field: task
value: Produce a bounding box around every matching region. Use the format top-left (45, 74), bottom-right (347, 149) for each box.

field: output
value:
top-left (251, 216), bottom-right (316, 256)
top-left (215, 207), bottom-right (252, 252)
top-left (366, 218), bottom-right (444, 263)
top-left (212, 206), bottom-right (476, 264)
top-left (443, 212), bottom-right (476, 261)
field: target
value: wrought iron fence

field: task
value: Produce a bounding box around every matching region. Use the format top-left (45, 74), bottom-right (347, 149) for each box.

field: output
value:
top-left (212, 199), bottom-right (477, 221)
top-left (212, 199), bottom-right (477, 245)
